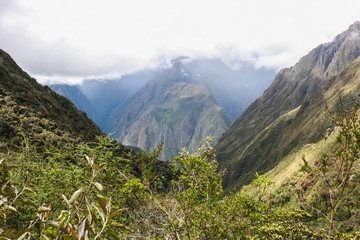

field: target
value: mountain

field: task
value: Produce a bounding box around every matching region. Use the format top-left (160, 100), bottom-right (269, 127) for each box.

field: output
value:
top-left (78, 70), bottom-right (155, 129)
top-left (216, 21), bottom-right (360, 189)
top-left (49, 84), bottom-right (99, 123)
top-left (54, 56), bottom-right (273, 160)
top-left (106, 59), bottom-right (233, 159)
top-left (0, 49), bottom-right (103, 143)
top-left (180, 58), bottom-right (275, 120)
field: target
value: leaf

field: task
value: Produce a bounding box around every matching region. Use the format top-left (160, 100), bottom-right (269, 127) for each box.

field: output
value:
top-left (24, 187), bottom-right (36, 194)
top-left (0, 153), bottom-right (8, 165)
top-left (92, 204), bottom-right (105, 223)
top-left (110, 208), bottom-right (127, 219)
top-left (0, 197), bottom-right (8, 206)
top-left (105, 230), bottom-right (120, 240)
top-left (1, 165), bottom-right (21, 171)
top-left (111, 222), bottom-right (134, 232)
top-left (6, 205), bottom-right (17, 213)
top-left (38, 206), bottom-right (51, 212)
top-left (95, 163), bottom-right (107, 175)
top-left (62, 194), bottom-right (70, 207)
top-left (92, 182), bottom-right (103, 191)
top-left (12, 228), bottom-right (31, 240)
top-left (68, 225), bottom-right (79, 240)
top-left (77, 219), bottom-right (86, 240)
top-left (69, 188), bottom-right (83, 205)
top-left (0, 229), bottom-right (14, 237)
top-left (84, 230), bottom-right (89, 240)
top-left (21, 200), bottom-right (37, 208)
top-left (106, 197), bottom-right (111, 215)
top-left (49, 221), bottom-right (60, 228)
top-left (40, 234), bottom-right (50, 240)
top-left (96, 194), bottom-right (107, 215)
top-left (1, 181), bottom-right (9, 192)
top-left (85, 155), bottom-right (94, 168)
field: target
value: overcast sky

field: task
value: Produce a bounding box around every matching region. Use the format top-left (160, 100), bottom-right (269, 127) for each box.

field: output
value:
top-left (0, 0), bottom-right (359, 84)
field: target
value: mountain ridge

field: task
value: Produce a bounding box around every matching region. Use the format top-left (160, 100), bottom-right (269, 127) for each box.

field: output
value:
top-left (216, 21), bottom-right (360, 188)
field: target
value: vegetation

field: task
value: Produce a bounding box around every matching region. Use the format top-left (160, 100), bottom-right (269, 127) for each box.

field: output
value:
top-left (1, 129), bottom-right (360, 239)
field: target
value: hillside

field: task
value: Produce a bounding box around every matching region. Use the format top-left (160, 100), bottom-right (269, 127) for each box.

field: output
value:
top-left (216, 21), bottom-right (360, 188)
top-left (0, 49), bottom-right (103, 143)
top-left (50, 84), bottom-right (100, 124)
top-left (77, 70), bottom-right (155, 129)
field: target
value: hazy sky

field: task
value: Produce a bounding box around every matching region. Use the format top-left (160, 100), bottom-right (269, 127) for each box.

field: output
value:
top-left (0, 0), bottom-right (359, 84)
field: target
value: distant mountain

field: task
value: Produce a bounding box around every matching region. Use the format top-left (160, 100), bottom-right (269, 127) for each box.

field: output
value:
top-left (78, 70), bottom-right (155, 129)
top-left (216, 21), bottom-right (360, 189)
top-left (180, 58), bottom-right (275, 120)
top-left (49, 84), bottom-right (99, 123)
top-left (48, 57), bottom-right (274, 159)
top-left (106, 59), bottom-right (233, 159)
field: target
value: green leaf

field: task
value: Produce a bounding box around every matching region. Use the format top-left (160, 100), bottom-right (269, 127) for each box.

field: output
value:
top-left (95, 163), bottom-right (107, 175)
top-left (24, 187), bottom-right (37, 194)
top-left (112, 222), bottom-right (134, 232)
top-left (0, 165), bottom-right (21, 171)
top-left (21, 200), bottom-right (37, 208)
top-left (92, 204), bottom-right (105, 223)
top-left (96, 194), bottom-right (107, 216)
top-left (12, 228), bottom-right (31, 240)
top-left (0, 229), bottom-right (14, 237)
top-left (110, 208), bottom-right (127, 219)
top-left (105, 230), bottom-right (120, 240)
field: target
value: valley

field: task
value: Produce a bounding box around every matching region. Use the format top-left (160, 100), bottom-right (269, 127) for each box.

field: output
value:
top-left (1, 21), bottom-right (360, 239)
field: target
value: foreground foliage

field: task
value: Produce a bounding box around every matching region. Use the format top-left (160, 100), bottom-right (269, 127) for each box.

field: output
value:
top-left (0, 111), bottom-right (360, 238)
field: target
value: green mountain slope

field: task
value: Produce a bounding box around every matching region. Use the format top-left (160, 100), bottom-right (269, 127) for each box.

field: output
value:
top-left (50, 84), bottom-right (100, 124)
top-left (107, 59), bottom-right (233, 159)
top-left (0, 49), bottom-right (103, 143)
top-left (216, 21), bottom-right (360, 188)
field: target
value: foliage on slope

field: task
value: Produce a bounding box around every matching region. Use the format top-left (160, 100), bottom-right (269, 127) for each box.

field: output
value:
top-left (0, 49), bottom-right (102, 142)
top-left (216, 22), bottom-right (360, 188)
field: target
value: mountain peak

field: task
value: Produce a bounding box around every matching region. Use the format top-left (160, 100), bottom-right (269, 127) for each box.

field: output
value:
top-left (171, 56), bottom-right (191, 67)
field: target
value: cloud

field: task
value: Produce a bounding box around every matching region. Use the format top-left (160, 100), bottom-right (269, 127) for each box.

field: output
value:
top-left (0, 0), bottom-right (360, 84)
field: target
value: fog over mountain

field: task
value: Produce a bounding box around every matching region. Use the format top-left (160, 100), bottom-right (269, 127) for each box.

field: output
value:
top-left (50, 57), bottom-right (275, 158)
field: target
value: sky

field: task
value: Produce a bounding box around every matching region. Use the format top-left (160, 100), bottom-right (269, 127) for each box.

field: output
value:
top-left (0, 0), bottom-right (359, 84)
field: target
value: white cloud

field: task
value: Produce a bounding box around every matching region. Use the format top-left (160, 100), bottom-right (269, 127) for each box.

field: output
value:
top-left (0, 0), bottom-right (359, 84)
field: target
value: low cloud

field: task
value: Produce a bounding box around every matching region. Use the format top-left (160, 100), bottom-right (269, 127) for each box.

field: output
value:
top-left (0, 0), bottom-right (359, 85)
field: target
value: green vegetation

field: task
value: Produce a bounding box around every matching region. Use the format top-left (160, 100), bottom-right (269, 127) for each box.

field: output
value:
top-left (2, 131), bottom-right (360, 239)
top-left (216, 23), bottom-right (360, 190)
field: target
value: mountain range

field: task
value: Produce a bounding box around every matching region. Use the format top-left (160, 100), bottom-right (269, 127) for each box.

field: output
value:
top-left (216, 21), bottom-right (360, 189)
top-left (2, 21), bottom-right (360, 236)
top-left (51, 57), bottom-right (275, 159)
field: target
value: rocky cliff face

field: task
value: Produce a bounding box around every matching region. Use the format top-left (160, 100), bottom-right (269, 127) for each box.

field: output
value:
top-left (107, 59), bottom-right (233, 159)
top-left (216, 22), bottom-right (360, 188)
